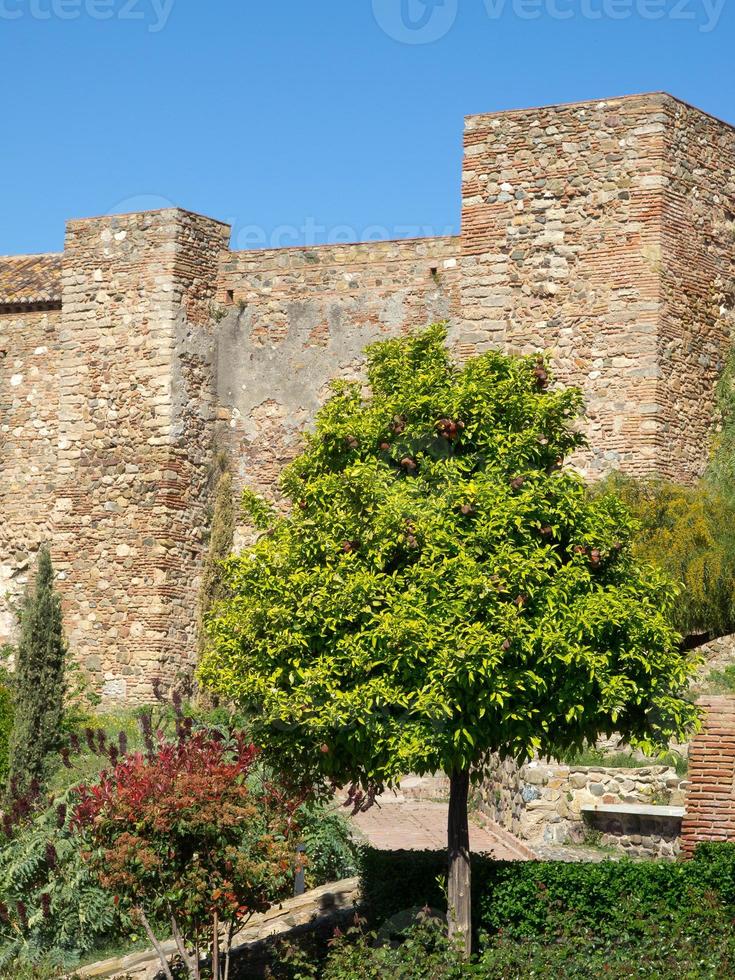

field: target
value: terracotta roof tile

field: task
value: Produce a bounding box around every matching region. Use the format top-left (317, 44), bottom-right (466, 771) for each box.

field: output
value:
top-left (0, 254), bottom-right (62, 305)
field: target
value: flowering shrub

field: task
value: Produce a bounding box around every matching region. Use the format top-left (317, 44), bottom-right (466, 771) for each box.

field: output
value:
top-left (74, 730), bottom-right (301, 979)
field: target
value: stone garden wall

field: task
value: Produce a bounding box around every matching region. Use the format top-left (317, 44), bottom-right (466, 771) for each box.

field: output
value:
top-left (476, 756), bottom-right (688, 858)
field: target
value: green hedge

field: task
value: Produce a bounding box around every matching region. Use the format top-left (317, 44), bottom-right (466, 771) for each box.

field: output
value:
top-left (359, 842), bottom-right (735, 939)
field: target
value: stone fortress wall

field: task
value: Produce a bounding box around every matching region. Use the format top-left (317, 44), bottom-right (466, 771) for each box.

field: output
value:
top-left (1, 92), bottom-right (735, 703)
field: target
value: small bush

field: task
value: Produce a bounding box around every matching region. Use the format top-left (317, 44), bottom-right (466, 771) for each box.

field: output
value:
top-left (298, 802), bottom-right (360, 889)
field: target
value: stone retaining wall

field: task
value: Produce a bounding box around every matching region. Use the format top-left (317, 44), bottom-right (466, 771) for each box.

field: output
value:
top-left (476, 756), bottom-right (688, 857)
top-left (76, 877), bottom-right (360, 979)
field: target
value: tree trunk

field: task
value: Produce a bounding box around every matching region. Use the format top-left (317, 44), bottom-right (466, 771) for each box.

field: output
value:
top-left (136, 908), bottom-right (174, 980)
top-left (447, 768), bottom-right (472, 958)
top-left (212, 910), bottom-right (220, 980)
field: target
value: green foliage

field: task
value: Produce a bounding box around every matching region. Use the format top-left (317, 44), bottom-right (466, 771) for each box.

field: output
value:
top-left (47, 709), bottom-right (145, 798)
top-left (473, 904), bottom-right (735, 979)
top-left (358, 843), bottom-right (735, 938)
top-left (201, 325), bottom-right (698, 788)
top-left (7, 547), bottom-right (67, 796)
top-left (269, 894), bottom-right (735, 979)
top-left (558, 744), bottom-right (688, 776)
top-left (705, 664), bottom-right (735, 694)
top-left (599, 473), bottom-right (735, 639)
top-left (0, 670), bottom-right (14, 787)
top-left (0, 788), bottom-right (122, 973)
top-left (707, 343), bottom-right (735, 502)
top-left (322, 914), bottom-right (465, 980)
top-left (298, 802), bottom-right (360, 889)
top-left (199, 466), bottom-right (236, 655)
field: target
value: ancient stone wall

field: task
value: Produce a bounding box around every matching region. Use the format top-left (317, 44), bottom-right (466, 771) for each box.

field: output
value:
top-left (0, 307), bottom-right (62, 642)
top-left (52, 209), bottom-right (229, 701)
top-left (214, 238), bottom-right (461, 525)
top-left (1, 93), bottom-right (735, 700)
top-left (460, 92), bottom-right (735, 481)
top-left (659, 100), bottom-right (735, 480)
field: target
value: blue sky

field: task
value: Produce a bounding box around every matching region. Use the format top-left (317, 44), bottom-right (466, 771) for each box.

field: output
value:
top-left (1, 0), bottom-right (732, 254)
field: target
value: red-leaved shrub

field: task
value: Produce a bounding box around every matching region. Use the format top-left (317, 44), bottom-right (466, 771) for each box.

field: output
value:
top-left (73, 729), bottom-right (300, 979)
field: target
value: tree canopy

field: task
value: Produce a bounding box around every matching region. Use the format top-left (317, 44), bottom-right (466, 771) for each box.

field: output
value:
top-left (199, 325), bottom-right (699, 786)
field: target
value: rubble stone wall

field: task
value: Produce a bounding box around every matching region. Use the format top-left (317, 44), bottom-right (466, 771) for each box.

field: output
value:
top-left (0, 308), bottom-right (62, 643)
top-left (214, 238), bottom-right (461, 528)
top-left (460, 92), bottom-right (735, 482)
top-left (475, 756), bottom-right (687, 858)
top-left (1, 93), bottom-right (735, 700)
top-left (659, 99), bottom-right (735, 481)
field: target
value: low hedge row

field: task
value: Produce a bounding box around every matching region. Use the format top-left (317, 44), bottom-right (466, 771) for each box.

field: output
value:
top-left (359, 842), bottom-right (735, 939)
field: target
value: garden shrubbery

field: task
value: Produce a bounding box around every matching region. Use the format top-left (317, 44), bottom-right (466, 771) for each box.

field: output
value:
top-left (0, 692), bottom-right (360, 976)
top-left (0, 664), bottom-right (13, 786)
top-left (285, 897), bottom-right (735, 979)
top-left (265, 844), bottom-right (735, 978)
top-left (359, 843), bottom-right (735, 939)
top-left (0, 787), bottom-right (120, 973)
top-left (598, 473), bottom-right (735, 641)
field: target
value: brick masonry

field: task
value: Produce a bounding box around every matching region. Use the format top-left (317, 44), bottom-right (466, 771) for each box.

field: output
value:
top-left (681, 696), bottom-right (735, 857)
top-left (1, 92), bottom-right (735, 706)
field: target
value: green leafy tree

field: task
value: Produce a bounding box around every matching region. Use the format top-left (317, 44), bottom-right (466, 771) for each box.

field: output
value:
top-left (7, 548), bottom-right (66, 797)
top-left (598, 474), bottom-right (735, 643)
top-left (200, 325), bottom-right (699, 954)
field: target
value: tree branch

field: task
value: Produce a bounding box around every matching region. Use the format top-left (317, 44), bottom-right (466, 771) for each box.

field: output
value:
top-left (171, 912), bottom-right (199, 979)
top-left (135, 907), bottom-right (174, 980)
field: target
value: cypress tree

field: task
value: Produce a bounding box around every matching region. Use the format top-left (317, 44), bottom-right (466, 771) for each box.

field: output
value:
top-left (7, 545), bottom-right (67, 795)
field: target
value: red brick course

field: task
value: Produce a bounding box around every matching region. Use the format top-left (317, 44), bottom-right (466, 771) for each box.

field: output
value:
top-left (681, 697), bottom-right (735, 857)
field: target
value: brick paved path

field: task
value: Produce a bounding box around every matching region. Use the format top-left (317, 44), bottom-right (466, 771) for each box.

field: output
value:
top-left (347, 789), bottom-right (533, 861)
